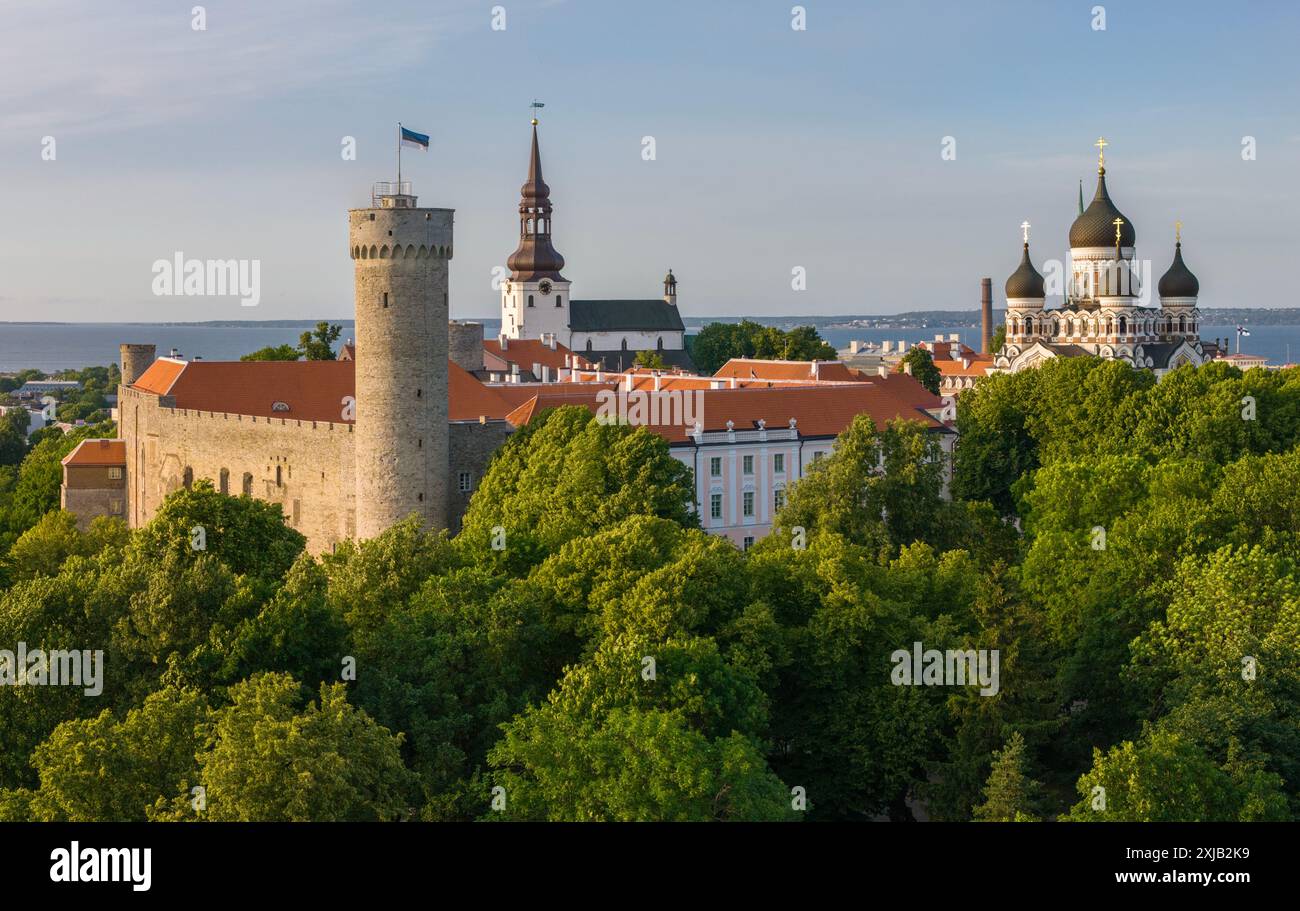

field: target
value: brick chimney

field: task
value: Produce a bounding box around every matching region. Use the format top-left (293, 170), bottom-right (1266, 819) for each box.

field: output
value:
top-left (980, 277), bottom-right (993, 354)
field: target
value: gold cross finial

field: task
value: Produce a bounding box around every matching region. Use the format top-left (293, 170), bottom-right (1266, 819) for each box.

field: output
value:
top-left (1113, 216), bottom-right (1124, 245)
top-left (1021, 221), bottom-right (1031, 244)
top-left (1175, 220), bottom-right (1182, 243)
top-left (1095, 136), bottom-right (1108, 171)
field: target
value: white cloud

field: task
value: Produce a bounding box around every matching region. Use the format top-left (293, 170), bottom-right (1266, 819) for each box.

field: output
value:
top-left (0, 0), bottom-right (465, 136)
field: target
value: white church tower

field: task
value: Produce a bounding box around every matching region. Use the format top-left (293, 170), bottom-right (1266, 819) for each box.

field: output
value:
top-left (500, 118), bottom-right (570, 341)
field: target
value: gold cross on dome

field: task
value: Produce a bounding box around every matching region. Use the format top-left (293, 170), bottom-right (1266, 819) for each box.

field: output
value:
top-left (1095, 136), bottom-right (1108, 169)
top-left (1113, 216), bottom-right (1124, 245)
top-left (1021, 221), bottom-right (1031, 243)
top-left (1175, 220), bottom-right (1182, 243)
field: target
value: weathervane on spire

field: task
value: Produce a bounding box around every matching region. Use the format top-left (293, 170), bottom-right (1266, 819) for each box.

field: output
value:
top-left (1021, 221), bottom-right (1031, 244)
top-left (530, 99), bottom-right (545, 126)
top-left (1095, 136), bottom-right (1108, 172)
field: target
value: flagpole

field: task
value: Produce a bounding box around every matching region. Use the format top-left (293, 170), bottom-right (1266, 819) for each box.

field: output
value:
top-left (396, 122), bottom-right (402, 191)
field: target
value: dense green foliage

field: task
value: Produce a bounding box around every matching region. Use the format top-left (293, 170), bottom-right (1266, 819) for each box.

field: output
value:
top-left (239, 322), bottom-right (343, 362)
top-left (689, 321), bottom-right (837, 374)
top-left (897, 347), bottom-right (942, 395)
top-left (0, 356), bottom-right (1297, 821)
top-left (240, 344), bottom-right (300, 362)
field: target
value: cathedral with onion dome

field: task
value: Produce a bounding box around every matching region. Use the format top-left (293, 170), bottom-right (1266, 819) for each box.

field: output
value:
top-left (991, 139), bottom-right (1207, 375)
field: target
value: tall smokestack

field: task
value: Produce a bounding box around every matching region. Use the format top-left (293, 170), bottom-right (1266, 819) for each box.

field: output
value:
top-left (980, 278), bottom-right (993, 353)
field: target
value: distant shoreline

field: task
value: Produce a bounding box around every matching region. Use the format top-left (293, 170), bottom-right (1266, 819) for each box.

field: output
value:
top-left (4, 307), bottom-right (1300, 330)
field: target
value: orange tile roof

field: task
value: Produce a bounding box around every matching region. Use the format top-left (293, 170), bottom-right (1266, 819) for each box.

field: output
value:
top-left (505, 381), bottom-right (948, 444)
top-left (448, 361), bottom-right (512, 421)
top-left (714, 358), bottom-right (866, 384)
top-left (490, 381), bottom-right (619, 409)
top-left (483, 338), bottom-right (591, 374)
top-left (130, 358), bottom-right (512, 424)
top-left (935, 355), bottom-right (994, 377)
top-left (62, 439), bottom-right (126, 466)
top-left (131, 358), bottom-right (188, 395)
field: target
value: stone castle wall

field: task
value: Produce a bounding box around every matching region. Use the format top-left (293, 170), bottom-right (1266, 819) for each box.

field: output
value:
top-left (449, 419), bottom-right (514, 533)
top-left (449, 320), bottom-right (484, 373)
top-left (120, 384), bottom-right (356, 554)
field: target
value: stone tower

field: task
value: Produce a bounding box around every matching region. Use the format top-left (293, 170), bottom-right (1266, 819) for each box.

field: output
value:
top-left (448, 320), bottom-right (484, 373)
top-left (349, 182), bottom-right (453, 539)
top-left (120, 343), bottom-right (156, 387)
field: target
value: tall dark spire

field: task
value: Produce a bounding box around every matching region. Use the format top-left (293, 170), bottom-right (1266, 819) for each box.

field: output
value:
top-left (507, 121), bottom-right (566, 281)
top-left (521, 122), bottom-right (550, 201)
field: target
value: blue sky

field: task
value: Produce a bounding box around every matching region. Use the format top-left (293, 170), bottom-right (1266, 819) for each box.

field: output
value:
top-left (0, 0), bottom-right (1296, 321)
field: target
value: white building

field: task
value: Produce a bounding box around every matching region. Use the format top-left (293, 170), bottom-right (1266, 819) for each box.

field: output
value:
top-left (499, 120), bottom-right (690, 370)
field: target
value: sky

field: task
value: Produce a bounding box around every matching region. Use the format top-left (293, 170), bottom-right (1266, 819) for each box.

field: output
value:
top-left (0, 0), bottom-right (1297, 322)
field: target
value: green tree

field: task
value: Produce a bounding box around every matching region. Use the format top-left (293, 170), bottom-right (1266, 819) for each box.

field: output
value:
top-left (1064, 729), bottom-right (1288, 822)
top-left (777, 415), bottom-right (950, 554)
top-left (634, 350), bottom-right (666, 369)
top-left (688, 320), bottom-right (835, 374)
top-left (298, 322), bottom-right (343, 360)
top-left (990, 325), bottom-right (1006, 351)
top-left (8, 685), bottom-right (208, 822)
top-left (488, 637), bottom-right (792, 821)
top-left (972, 732), bottom-right (1042, 821)
top-left (240, 344), bottom-right (300, 362)
top-left (6, 511), bottom-right (128, 581)
top-left (458, 406), bottom-right (697, 569)
top-left (158, 673), bottom-right (417, 821)
top-left (897, 347), bottom-right (941, 395)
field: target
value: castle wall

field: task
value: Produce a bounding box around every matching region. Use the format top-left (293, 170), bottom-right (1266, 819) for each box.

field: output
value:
top-left (449, 320), bottom-right (485, 373)
top-left (448, 419), bottom-right (514, 533)
top-left (120, 384), bottom-right (355, 554)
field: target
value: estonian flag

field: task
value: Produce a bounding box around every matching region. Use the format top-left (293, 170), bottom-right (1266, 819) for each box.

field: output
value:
top-left (400, 127), bottom-right (430, 150)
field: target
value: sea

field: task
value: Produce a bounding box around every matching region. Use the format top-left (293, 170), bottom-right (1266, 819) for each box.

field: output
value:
top-left (0, 321), bottom-right (1296, 373)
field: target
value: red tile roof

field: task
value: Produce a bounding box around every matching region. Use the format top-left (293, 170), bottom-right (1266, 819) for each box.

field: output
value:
top-left (490, 381), bottom-right (619, 410)
top-left (714, 358), bottom-right (865, 384)
top-left (935, 355), bottom-right (994, 377)
top-left (61, 439), bottom-right (126, 466)
top-left (132, 358), bottom-right (188, 396)
top-left (448, 361), bottom-right (512, 421)
top-left (483, 338), bottom-right (591, 374)
top-left (504, 379), bottom-right (947, 444)
top-left (130, 358), bottom-right (513, 424)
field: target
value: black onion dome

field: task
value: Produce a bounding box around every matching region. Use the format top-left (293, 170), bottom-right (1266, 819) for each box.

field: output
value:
top-left (1158, 243), bottom-right (1199, 297)
top-left (1070, 169), bottom-right (1136, 248)
top-left (1005, 243), bottom-right (1046, 298)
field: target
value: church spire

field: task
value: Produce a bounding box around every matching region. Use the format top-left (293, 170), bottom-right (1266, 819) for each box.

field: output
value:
top-left (507, 119), bottom-right (566, 281)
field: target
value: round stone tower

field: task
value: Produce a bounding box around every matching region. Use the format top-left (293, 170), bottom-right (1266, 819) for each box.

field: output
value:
top-left (349, 183), bottom-right (453, 539)
top-left (120, 343), bottom-right (157, 387)
top-left (448, 320), bottom-right (484, 373)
